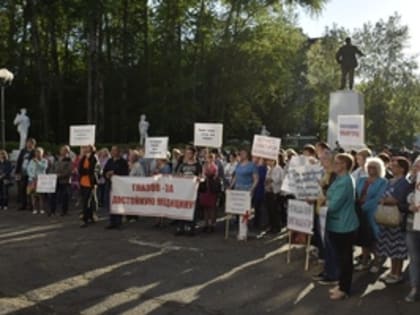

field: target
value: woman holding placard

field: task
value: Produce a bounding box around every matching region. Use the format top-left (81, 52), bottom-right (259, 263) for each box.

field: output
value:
top-left (27, 148), bottom-right (48, 215)
top-left (326, 153), bottom-right (359, 300)
top-left (405, 156), bottom-right (420, 302)
top-left (230, 149), bottom-right (258, 241)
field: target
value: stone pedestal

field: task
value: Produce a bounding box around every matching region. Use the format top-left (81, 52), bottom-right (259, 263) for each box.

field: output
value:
top-left (327, 91), bottom-right (364, 149)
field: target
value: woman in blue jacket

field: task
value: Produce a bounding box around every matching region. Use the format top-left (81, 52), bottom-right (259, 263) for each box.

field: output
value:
top-left (355, 157), bottom-right (388, 271)
top-left (326, 153), bottom-right (359, 300)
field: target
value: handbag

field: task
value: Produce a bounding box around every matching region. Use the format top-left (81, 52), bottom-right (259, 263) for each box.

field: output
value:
top-left (375, 204), bottom-right (401, 227)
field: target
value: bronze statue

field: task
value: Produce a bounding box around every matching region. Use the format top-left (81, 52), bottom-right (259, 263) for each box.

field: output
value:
top-left (336, 37), bottom-right (364, 90)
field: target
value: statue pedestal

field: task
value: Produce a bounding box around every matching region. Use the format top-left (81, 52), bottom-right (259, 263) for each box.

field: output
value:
top-left (327, 91), bottom-right (364, 149)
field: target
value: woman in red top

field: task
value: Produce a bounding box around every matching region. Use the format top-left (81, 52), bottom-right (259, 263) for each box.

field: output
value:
top-left (199, 153), bottom-right (219, 233)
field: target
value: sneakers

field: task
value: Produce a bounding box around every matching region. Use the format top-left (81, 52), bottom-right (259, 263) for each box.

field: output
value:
top-left (40, 210), bottom-right (45, 215)
top-left (369, 265), bottom-right (380, 273)
top-left (381, 274), bottom-right (403, 285)
top-left (32, 210), bottom-right (38, 215)
top-left (329, 289), bottom-right (348, 300)
top-left (405, 288), bottom-right (419, 303)
top-left (2, 206), bottom-right (8, 210)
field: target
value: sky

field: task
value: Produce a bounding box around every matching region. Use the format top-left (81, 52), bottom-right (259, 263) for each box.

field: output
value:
top-left (297, 0), bottom-right (420, 58)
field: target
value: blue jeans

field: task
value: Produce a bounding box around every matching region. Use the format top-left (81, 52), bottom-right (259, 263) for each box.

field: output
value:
top-left (406, 231), bottom-right (420, 288)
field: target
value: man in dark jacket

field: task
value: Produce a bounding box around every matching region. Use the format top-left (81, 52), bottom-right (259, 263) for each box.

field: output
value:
top-left (15, 138), bottom-right (36, 210)
top-left (336, 37), bottom-right (364, 90)
top-left (104, 146), bottom-right (129, 229)
top-left (49, 145), bottom-right (73, 216)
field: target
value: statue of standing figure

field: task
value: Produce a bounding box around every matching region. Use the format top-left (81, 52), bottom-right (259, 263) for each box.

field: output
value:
top-left (336, 37), bottom-right (365, 90)
top-left (260, 125), bottom-right (270, 136)
top-left (138, 114), bottom-right (150, 146)
top-left (13, 108), bottom-right (30, 149)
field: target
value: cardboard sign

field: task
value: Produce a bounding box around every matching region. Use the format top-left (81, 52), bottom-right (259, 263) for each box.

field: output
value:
top-left (194, 123), bottom-right (223, 148)
top-left (281, 156), bottom-right (323, 199)
top-left (337, 115), bottom-right (364, 148)
top-left (251, 135), bottom-right (281, 160)
top-left (225, 190), bottom-right (252, 215)
top-left (36, 174), bottom-right (58, 193)
top-left (110, 175), bottom-right (198, 221)
top-left (414, 173), bottom-right (420, 231)
top-left (70, 125), bottom-right (96, 146)
top-left (287, 200), bottom-right (314, 235)
top-left (144, 137), bottom-right (169, 159)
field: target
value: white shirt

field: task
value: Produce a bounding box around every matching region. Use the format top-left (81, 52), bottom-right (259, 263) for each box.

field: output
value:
top-left (265, 165), bottom-right (284, 194)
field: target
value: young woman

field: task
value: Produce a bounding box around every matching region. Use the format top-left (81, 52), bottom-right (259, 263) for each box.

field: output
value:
top-left (351, 148), bottom-right (372, 183)
top-left (0, 150), bottom-right (13, 210)
top-left (264, 158), bottom-right (284, 233)
top-left (326, 153), bottom-right (359, 300)
top-left (27, 148), bottom-right (48, 215)
top-left (199, 153), bottom-right (219, 232)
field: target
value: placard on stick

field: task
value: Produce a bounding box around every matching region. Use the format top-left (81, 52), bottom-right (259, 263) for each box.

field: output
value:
top-left (36, 174), bottom-right (58, 193)
top-left (251, 135), bottom-right (281, 160)
top-left (70, 125), bottom-right (96, 146)
top-left (194, 123), bottom-right (223, 148)
top-left (144, 137), bottom-right (169, 159)
top-left (225, 190), bottom-right (251, 215)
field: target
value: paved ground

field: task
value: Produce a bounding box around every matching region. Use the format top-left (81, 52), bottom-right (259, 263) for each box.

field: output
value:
top-left (0, 207), bottom-right (418, 315)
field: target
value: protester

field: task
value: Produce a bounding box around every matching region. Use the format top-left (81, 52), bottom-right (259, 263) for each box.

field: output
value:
top-left (171, 148), bottom-right (182, 173)
top-left (376, 157), bottom-right (412, 284)
top-left (377, 152), bottom-right (393, 179)
top-left (326, 153), bottom-right (359, 300)
top-left (354, 157), bottom-right (388, 271)
top-left (199, 153), bottom-right (219, 233)
top-left (312, 150), bottom-right (339, 285)
top-left (49, 145), bottom-right (73, 216)
top-left (15, 138), bottom-right (36, 211)
top-left (153, 154), bottom-right (172, 228)
top-left (315, 142), bottom-right (331, 158)
top-left (78, 145), bottom-right (99, 228)
top-left (253, 157), bottom-right (267, 230)
top-left (97, 148), bottom-right (111, 208)
top-left (0, 150), bottom-right (13, 210)
top-left (104, 146), bottom-right (130, 230)
top-left (176, 145), bottom-right (202, 236)
top-left (230, 149), bottom-right (258, 240)
top-left (264, 158), bottom-right (284, 233)
top-left (351, 148), bottom-right (372, 182)
top-left (27, 148), bottom-right (48, 215)
top-left (405, 156), bottom-right (420, 302)
top-left (224, 152), bottom-right (237, 188)
top-left (303, 144), bottom-right (317, 158)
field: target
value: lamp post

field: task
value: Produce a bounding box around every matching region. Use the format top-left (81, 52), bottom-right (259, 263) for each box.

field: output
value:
top-left (0, 68), bottom-right (14, 149)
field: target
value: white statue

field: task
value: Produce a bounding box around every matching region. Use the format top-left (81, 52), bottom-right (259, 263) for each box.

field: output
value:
top-left (138, 114), bottom-right (150, 146)
top-left (260, 125), bottom-right (270, 136)
top-left (13, 108), bottom-right (30, 149)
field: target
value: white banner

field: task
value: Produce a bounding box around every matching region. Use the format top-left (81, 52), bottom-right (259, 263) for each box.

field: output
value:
top-left (194, 123), bottom-right (223, 148)
top-left (287, 200), bottom-right (314, 234)
top-left (144, 137), bottom-right (169, 159)
top-left (337, 115), bottom-right (365, 148)
top-left (70, 125), bottom-right (96, 146)
top-left (110, 175), bottom-right (198, 221)
top-left (36, 174), bottom-right (57, 193)
top-left (414, 172), bottom-right (420, 231)
top-left (225, 190), bottom-right (251, 215)
top-left (251, 135), bottom-right (281, 160)
top-left (281, 157), bottom-right (323, 200)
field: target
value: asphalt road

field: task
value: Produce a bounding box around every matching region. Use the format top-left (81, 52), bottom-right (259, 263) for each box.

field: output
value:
top-left (0, 207), bottom-right (418, 315)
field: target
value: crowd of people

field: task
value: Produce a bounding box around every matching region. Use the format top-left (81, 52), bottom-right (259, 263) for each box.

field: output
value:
top-left (1, 137), bottom-right (419, 303)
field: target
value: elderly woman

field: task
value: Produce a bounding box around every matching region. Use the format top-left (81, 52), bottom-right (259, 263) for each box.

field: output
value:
top-left (326, 153), bottom-right (359, 300)
top-left (351, 148), bottom-right (372, 183)
top-left (354, 157), bottom-right (388, 271)
top-left (405, 156), bottom-right (420, 302)
top-left (376, 157), bottom-right (412, 284)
